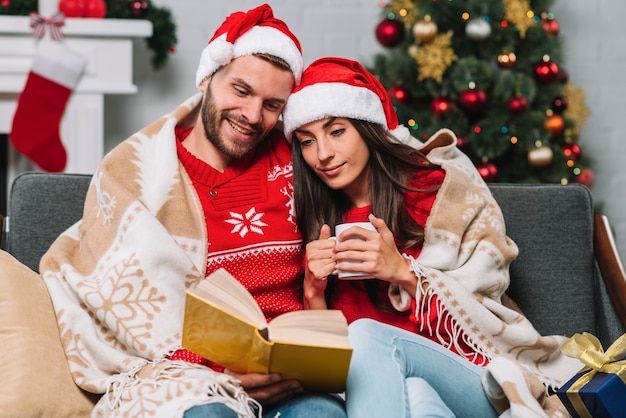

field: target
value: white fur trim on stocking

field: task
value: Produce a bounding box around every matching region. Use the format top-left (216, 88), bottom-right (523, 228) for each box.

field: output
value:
top-left (31, 39), bottom-right (86, 88)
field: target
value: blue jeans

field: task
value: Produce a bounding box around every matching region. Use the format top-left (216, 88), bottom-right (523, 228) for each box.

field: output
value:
top-left (184, 392), bottom-right (346, 417)
top-left (346, 318), bottom-right (498, 418)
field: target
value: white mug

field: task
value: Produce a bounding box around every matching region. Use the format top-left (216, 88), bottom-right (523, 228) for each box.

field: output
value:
top-left (331, 222), bottom-right (377, 280)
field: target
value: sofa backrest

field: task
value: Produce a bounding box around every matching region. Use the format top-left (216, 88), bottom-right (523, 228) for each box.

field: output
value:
top-left (4, 172), bottom-right (91, 273)
top-left (2, 172), bottom-right (623, 346)
top-left (489, 183), bottom-right (622, 346)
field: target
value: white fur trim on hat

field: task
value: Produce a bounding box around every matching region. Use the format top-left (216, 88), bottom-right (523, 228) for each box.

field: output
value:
top-left (282, 82), bottom-right (387, 141)
top-left (195, 26), bottom-right (303, 87)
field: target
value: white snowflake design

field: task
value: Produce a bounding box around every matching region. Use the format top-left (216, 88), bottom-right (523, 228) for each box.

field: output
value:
top-left (225, 207), bottom-right (268, 237)
top-left (94, 171), bottom-right (116, 225)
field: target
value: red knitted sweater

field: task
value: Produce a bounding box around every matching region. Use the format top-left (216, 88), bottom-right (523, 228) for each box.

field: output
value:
top-left (332, 168), bottom-right (488, 366)
top-left (170, 127), bottom-right (304, 366)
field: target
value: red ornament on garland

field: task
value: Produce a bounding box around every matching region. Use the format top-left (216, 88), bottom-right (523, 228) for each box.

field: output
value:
top-left (477, 162), bottom-right (497, 183)
top-left (130, 0), bottom-right (149, 17)
top-left (430, 96), bottom-right (455, 116)
top-left (389, 85), bottom-right (410, 104)
top-left (459, 88), bottom-right (487, 113)
top-left (84, 0), bottom-right (107, 18)
top-left (375, 18), bottom-right (405, 47)
top-left (508, 95), bottom-right (528, 114)
top-left (535, 61), bottom-right (560, 84)
top-left (1, 0), bottom-right (10, 6)
top-left (59, 0), bottom-right (85, 17)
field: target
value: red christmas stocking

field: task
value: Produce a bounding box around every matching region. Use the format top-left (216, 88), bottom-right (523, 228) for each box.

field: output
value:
top-left (10, 40), bottom-right (86, 172)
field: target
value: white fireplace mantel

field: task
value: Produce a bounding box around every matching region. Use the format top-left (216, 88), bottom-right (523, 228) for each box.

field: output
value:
top-left (0, 15), bottom-right (153, 182)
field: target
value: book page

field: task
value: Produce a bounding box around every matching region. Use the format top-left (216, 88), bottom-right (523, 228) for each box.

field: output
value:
top-left (268, 310), bottom-right (351, 347)
top-left (191, 268), bottom-right (267, 330)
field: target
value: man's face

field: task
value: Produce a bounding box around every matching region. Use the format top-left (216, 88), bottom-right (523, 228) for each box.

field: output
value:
top-left (200, 55), bottom-right (295, 161)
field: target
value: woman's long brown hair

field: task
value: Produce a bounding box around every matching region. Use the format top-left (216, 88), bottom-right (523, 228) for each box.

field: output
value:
top-left (292, 119), bottom-right (442, 309)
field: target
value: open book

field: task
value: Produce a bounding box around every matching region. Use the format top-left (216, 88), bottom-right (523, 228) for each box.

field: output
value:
top-left (181, 268), bottom-right (353, 392)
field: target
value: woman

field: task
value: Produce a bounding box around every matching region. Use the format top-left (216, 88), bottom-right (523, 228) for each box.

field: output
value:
top-left (281, 57), bottom-right (581, 417)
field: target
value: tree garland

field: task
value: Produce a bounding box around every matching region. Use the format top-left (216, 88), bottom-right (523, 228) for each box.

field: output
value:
top-left (0, 0), bottom-right (177, 71)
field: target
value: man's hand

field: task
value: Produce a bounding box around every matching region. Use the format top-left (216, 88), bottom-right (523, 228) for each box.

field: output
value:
top-left (224, 370), bottom-right (304, 406)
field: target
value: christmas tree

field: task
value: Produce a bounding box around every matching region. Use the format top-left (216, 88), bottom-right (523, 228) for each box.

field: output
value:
top-left (371, 0), bottom-right (591, 185)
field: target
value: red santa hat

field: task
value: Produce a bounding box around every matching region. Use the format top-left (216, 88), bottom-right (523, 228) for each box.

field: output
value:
top-left (195, 4), bottom-right (303, 87)
top-left (282, 57), bottom-right (411, 144)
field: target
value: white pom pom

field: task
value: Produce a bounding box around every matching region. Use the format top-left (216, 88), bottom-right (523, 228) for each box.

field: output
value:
top-left (208, 38), bottom-right (234, 65)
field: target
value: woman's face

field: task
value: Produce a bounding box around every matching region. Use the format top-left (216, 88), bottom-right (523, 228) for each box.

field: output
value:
top-left (294, 117), bottom-right (371, 207)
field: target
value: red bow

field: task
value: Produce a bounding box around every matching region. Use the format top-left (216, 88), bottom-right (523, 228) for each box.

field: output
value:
top-left (29, 12), bottom-right (66, 41)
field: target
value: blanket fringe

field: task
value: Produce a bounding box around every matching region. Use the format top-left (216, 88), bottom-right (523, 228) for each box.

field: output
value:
top-left (103, 359), bottom-right (259, 417)
top-left (409, 256), bottom-right (490, 367)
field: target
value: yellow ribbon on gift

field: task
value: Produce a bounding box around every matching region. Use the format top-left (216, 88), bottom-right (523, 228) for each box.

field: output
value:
top-left (560, 332), bottom-right (626, 418)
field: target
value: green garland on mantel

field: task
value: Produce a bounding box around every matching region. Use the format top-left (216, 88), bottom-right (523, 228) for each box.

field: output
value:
top-left (0, 0), bottom-right (177, 71)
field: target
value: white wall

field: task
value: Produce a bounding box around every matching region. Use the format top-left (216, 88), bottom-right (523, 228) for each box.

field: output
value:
top-left (105, 0), bottom-right (626, 255)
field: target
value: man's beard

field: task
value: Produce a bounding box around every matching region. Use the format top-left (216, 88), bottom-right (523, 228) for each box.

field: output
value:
top-left (200, 85), bottom-right (266, 161)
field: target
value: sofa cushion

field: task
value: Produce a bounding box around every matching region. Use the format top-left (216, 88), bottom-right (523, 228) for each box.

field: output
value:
top-left (0, 250), bottom-right (96, 417)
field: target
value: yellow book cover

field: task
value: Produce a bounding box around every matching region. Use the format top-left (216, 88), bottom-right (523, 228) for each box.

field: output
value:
top-left (182, 268), bottom-right (353, 392)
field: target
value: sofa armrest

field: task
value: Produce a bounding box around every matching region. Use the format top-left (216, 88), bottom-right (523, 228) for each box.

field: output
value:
top-left (594, 214), bottom-right (626, 329)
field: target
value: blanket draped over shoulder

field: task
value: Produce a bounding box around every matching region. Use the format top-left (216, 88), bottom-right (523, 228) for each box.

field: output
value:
top-left (40, 93), bottom-right (257, 418)
top-left (392, 129), bottom-right (582, 417)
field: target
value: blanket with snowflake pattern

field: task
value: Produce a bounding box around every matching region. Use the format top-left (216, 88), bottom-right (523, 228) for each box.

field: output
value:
top-left (40, 93), bottom-right (257, 418)
top-left (393, 129), bottom-right (582, 417)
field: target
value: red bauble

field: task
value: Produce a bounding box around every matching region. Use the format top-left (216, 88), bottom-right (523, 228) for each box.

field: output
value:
top-left (459, 88), bottom-right (487, 113)
top-left (545, 114), bottom-right (564, 136)
top-left (375, 18), bottom-right (405, 47)
top-left (389, 85), bottom-right (410, 104)
top-left (535, 61), bottom-right (560, 84)
top-left (575, 168), bottom-right (594, 188)
top-left (477, 162), bottom-right (497, 183)
top-left (552, 96), bottom-right (568, 113)
top-left (563, 143), bottom-right (582, 162)
top-left (558, 69), bottom-right (569, 83)
top-left (59, 0), bottom-right (85, 17)
top-left (543, 18), bottom-right (559, 36)
top-left (430, 96), bottom-right (454, 116)
top-left (130, 0), bottom-right (149, 17)
top-left (84, 0), bottom-right (107, 18)
top-left (508, 95), bottom-right (528, 114)
top-left (456, 136), bottom-right (470, 149)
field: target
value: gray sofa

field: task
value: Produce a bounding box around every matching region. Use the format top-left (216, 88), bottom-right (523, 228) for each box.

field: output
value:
top-left (1, 171), bottom-right (625, 416)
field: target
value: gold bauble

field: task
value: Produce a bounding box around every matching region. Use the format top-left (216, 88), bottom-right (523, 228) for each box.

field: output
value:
top-left (497, 52), bottom-right (517, 68)
top-left (528, 146), bottom-right (554, 167)
top-left (412, 19), bottom-right (438, 43)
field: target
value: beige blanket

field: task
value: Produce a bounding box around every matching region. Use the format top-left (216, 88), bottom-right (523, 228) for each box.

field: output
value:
top-left (393, 129), bottom-right (582, 416)
top-left (40, 94), bottom-right (256, 417)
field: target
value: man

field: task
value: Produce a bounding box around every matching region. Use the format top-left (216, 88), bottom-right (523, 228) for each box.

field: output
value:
top-left (39, 5), bottom-right (346, 418)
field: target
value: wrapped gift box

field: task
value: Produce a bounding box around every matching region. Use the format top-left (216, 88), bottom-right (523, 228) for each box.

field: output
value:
top-left (557, 368), bottom-right (625, 418)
